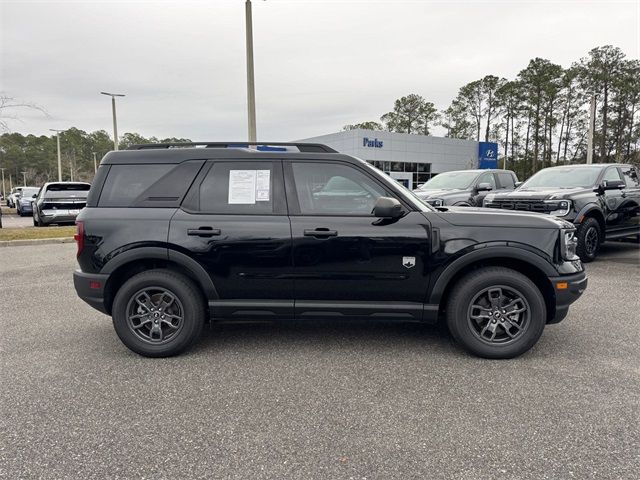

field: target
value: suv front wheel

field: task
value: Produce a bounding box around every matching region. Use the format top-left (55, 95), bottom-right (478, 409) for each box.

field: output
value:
top-left (446, 267), bottom-right (547, 359)
top-left (112, 269), bottom-right (205, 357)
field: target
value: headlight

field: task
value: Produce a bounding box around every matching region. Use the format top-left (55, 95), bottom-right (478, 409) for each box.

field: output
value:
top-left (483, 194), bottom-right (495, 206)
top-left (547, 200), bottom-right (572, 216)
top-left (429, 198), bottom-right (444, 207)
top-left (560, 229), bottom-right (579, 261)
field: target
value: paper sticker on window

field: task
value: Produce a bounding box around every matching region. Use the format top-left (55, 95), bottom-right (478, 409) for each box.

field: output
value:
top-left (256, 170), bottom-right (270, 201)
top-left (228, 170), bottom-right (257, 204)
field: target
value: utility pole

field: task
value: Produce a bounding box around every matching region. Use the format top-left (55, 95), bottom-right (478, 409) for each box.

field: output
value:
top-left (69, 152), bottom-right (74, 182)
top-left (245, 0), bottom-right (257, 142)
top-left (21, 171), bottom-right (27, 186)
top-left (587, 94), bottom-right (596, 164)
top-left (49, 128), bottom-right (65, 181)
top-left (92, 152), bottom-right (98, 173)
top-left (100, 92), bottom-right (126, 150)
top-left (0, 168), bottom-right (5, 200)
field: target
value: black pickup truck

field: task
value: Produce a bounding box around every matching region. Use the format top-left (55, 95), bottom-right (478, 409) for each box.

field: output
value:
top-left (484, 164), bottom-right (640, 261)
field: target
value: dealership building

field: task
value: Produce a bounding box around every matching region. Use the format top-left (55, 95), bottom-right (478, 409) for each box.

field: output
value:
top-left (297, 129), bottom-right (498, 189)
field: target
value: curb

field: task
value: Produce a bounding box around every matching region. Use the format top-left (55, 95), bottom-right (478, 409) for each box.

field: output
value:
top-left (0, 237), bottom-right (75, 247)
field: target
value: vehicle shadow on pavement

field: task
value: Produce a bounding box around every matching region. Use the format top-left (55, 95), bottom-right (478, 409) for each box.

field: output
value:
top-left (193, 319), bottom-right (460, 356)
top-left (596, 240), bottom-right (640, 264)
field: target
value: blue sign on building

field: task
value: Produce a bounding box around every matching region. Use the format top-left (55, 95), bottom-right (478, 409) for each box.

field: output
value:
top-left (478, 142), bottom-right (498, 169)
top-left (363, 137), bottom-right (383, 148)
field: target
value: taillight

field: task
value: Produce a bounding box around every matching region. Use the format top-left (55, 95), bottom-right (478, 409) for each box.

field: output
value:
top-left (74, 221), bottom-right (85, 257)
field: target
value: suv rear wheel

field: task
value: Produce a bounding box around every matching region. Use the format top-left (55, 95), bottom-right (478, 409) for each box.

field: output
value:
top-left (446, 267), bottom-right (546, 359)
top-left (112, 269), bottom-right (205, 357)
top-left (575, 217), bottom-right (601, 262)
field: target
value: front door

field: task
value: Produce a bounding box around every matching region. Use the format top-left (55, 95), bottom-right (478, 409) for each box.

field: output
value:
top-left (285, 160), bottom-right (431, 321)
top-left (169, 160), bottom-right (293, 320)
top-left (600, 166), bottom-right (627, 230)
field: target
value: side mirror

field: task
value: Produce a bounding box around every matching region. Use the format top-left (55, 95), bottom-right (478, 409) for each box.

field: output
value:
top-left (32, 194), bottom-right (37, 198)
top-left (514, 181), bottom-right (523, 188)
top-left (476, 182), bottom-right (493, 192)
top-left (372, 196), bottom-right (403, 218)
top-left (600, 179), bottom-right (625, 191)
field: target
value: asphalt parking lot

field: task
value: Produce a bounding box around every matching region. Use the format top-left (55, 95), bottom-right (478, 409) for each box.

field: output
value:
top-left (1, 242), bottom-right (638, 479)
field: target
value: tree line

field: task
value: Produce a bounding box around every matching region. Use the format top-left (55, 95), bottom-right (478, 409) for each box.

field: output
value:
top-left (0, 129), bottom-right (191, 187)
top-left (343, 45), bottom-right (639, 179)
top-left (1, 45), bottom-right (638, 188)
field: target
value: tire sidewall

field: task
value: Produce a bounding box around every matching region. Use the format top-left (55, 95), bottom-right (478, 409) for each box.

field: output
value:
top-left (447, 269), bottom-right (547, 359)
top-left (577, 218), bottom-right (601, 262)
top-left (112, 271), bottom-right (204, 357)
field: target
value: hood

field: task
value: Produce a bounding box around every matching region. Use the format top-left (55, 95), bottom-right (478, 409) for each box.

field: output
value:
top-left (413, 188), bottom-right (468, 199)
top-left (486, 187), bottom-right (589, 201)
top-left (436, 205), bottom-right (572, 229)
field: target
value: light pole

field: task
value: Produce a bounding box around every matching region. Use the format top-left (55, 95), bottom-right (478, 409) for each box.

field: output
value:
top-left (21, 171), bottom-right (27, 186)
top-left (100, 92), bottom-right (125, 150)
top-left (0, 168), bottom-right (5, 200)
top-left (92, 152), bottom-right (98, 173)
top-left (49, 128), bottom-right (65, 182)
top-left (245, 0), bottom-right (257, 142)
top-left (586, 94), bottom-right (596, 164)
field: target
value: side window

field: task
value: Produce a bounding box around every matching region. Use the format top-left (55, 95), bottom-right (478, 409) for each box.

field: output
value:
top-left (497, 172), bottom-right (515, 189)
top-left (198, 162), bottom-right (276, 214)
top-left (620, 166), bottom-right (640, 187)
top-left (99, 164), bottom-right (173, 207)
top-left (291, 162), bottom-right (387, 215)
top-left (602, 167), bottom-right (622, 183)
top-left (477, 172), bottom-right (496, 189)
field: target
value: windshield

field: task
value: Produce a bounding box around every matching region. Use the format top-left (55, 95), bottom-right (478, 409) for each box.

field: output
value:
top-left (21, 188), bottom-right (39, 197)
top-left (522, 167), bottom-right (602, 189)
top-left (419, 171), bottom-right (478, 190)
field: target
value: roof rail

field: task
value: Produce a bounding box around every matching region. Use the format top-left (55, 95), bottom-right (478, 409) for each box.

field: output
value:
top-left (127, 142), bottom-right (338, 153)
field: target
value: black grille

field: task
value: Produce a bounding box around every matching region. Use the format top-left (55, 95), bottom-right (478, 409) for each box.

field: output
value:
top-left (485, 200), bottom-right (556, 213)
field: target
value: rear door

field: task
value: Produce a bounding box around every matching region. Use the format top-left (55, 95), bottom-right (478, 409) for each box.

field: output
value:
top-left (285, 159), bottom-right (431, 321)
top-left (169, 160), bottom-right (293, 320)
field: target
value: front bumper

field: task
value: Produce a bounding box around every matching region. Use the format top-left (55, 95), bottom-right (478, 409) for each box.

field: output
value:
top-left (73, 270), bottom-right (110, 315)
top-left (547, 270), bottom-right (588, 324)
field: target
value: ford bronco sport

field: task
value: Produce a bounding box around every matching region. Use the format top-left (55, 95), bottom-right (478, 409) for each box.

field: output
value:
top-left (73, 142), bottom-right (587, 359)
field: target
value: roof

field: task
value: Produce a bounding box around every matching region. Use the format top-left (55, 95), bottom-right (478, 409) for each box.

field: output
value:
top-left (545, 163), bottom-right (631, 168)
top-left (101, 143), bottom-right (356, 165)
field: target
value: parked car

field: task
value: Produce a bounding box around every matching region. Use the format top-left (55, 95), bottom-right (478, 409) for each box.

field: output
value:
top-left (6, 187), bottom-right (24, 208)
top-left (15, 187), bottom-right (40, 216)
top-left (73, 142), bottom-right (586, 359)
top-left (413, 169), bottom-right (519, 207)
top-left (32, 182), bottom-right (91, 226)
top-left (484, 164), bottom-right (640, 262)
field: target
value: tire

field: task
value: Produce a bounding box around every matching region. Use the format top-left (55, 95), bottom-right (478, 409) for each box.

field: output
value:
top-left (446, 267), bottom-right (547, 359)
top-left (576, 217), bottom-right (601, 262)
top-left (33, 213), bottom-right (42, 227)
top-left (112, 269), bottom-right (205, 357)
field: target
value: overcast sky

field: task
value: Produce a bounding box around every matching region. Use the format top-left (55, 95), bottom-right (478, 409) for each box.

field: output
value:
top-left (1, 0), bottom-right (638, 142)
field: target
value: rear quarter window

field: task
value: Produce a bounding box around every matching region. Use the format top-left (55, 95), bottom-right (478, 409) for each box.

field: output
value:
top-left (98, 164), bottom-right (173, 207)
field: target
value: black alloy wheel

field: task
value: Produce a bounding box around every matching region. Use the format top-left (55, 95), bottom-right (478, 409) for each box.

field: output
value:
top-left (125, 288), bottom-right (185, 344)
top-left (467, 285), bottom-right (530, 345)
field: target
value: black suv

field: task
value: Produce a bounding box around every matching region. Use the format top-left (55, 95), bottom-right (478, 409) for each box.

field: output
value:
top-left (413, 169), bottom-right (519, 207)
top-left (484, 164), bottom-right (640, 261)
top-left (73, 142), bottom-right (587, 359)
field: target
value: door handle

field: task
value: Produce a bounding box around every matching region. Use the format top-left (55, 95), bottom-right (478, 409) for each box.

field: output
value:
top-left (304, 228), bottom-right (338, 238)
top-left (187, 227), bottom-right (221, 237)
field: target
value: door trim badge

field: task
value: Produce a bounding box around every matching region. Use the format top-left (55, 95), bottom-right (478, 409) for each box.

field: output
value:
top-left (403, 256), bottom-right (416, 268)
